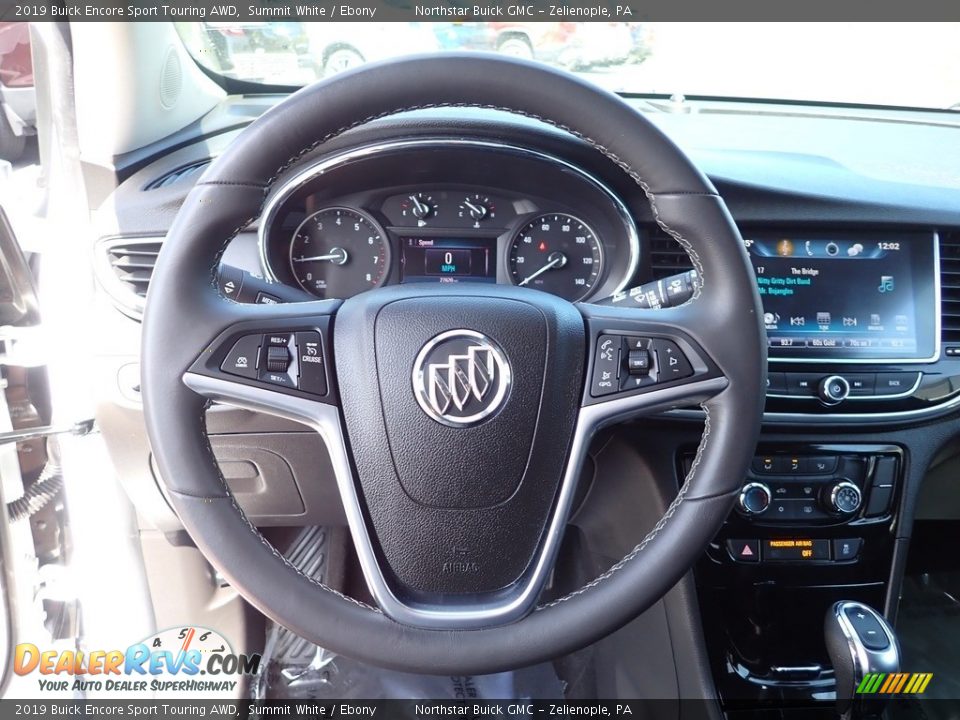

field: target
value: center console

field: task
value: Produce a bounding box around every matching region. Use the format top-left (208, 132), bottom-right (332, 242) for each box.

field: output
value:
top-left (687, 230), bottom-right (946, 707)
top-left (693, 444), bottom-right (902, 705)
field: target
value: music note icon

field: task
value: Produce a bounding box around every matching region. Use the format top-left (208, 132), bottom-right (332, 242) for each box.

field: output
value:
top-left (878, 276), bottom-right (894, 293)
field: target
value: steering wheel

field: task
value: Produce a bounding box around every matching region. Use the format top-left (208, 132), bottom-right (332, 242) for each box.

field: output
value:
top-left (141, 54), bottom-right (765, 675)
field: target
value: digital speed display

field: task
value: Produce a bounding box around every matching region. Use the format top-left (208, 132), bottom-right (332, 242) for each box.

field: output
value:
top-left (747, 232), bottom-right (938, 362)
top-left (399, 237), bottom-right (496, 284)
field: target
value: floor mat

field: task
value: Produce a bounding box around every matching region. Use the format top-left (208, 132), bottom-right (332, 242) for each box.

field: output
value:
top-left (894, 572), bottom-right (960, 715)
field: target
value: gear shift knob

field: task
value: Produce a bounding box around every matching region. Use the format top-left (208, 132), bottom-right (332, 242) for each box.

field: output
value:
top-left (824, 601), bottom-right (901, 716)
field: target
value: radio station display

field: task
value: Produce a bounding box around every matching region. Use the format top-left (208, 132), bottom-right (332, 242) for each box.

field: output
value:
top-left (400, 237), bottom-right (496, 284)
top-left (746, 232), bottom-right (937, 361)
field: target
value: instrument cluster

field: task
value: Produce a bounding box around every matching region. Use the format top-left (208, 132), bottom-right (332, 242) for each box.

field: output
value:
top-left (259, 141), bottom-right (641, 303)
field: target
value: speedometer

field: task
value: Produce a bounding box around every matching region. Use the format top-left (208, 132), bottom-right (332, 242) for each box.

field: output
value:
top-left (507, 213), bottom-right (603, 301)
top-left (289, 207), bottom-right (389, 299)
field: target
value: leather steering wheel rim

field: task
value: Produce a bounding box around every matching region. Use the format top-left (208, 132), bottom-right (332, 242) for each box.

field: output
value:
top-left (141, 53), bottom-right (766, 675)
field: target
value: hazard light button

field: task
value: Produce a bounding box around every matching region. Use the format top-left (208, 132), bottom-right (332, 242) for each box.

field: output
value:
top-left (726, 538), bottom-right (760, 563)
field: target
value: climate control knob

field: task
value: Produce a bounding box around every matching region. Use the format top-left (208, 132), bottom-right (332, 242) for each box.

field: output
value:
top-left (738, 482), bottom-right (772, 515)
top-left (825, 481), bottom-right (862, 515)
top-left (818, 375), bottom-right (850, 405)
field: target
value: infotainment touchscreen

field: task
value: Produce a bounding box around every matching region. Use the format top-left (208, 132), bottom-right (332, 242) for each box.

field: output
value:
top-left (746, 232), bottom-right (938, 362)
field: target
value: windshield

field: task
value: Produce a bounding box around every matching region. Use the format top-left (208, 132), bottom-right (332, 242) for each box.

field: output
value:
top-left (178, 22), bottom-right (960, 111)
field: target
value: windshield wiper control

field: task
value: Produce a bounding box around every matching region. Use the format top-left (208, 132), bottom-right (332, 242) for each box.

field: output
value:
top-left (825, 601), bottom-right (900, 719)
top-left (595, 270), bottom-right (698, 309)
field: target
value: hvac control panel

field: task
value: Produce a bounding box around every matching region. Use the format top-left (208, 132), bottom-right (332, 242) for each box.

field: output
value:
top-left (686, 445), bottom-right (902, 567)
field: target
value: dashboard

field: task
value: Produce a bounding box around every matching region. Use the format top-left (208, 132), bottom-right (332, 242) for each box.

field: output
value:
top-left (257, 140), bottom-right (640, 303)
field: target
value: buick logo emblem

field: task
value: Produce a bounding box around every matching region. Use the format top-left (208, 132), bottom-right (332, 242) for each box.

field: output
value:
top-left (412, 330), bottom-right (512, 427)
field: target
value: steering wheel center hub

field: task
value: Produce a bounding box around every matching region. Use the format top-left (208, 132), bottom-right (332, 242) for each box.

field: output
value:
top-left (333, 284), bottom-right (584, 595)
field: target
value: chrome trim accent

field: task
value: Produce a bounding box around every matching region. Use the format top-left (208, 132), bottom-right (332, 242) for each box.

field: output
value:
top-left (668, 390), bottom-right (960, 425)
top-left (831, 601), bottom-right (900, 691)
top-left (829, 481), bottom-right (862, 514)
top-left (770, 665), bottom-right (823, 675)
top-left (256, 139), bottom-right (641, 301)
top-left (767, 232), bottom-right (941, 365)
top-left (183, 371), bottom-right (726, 629)
top-left (819, 375), bottom-right (849, 405)
top-left (737, 482), bottom-right (772, 515)
top-left (767, 372), bottom-right (922, 401)
top-left (411, 329), bottom-right (512, 428)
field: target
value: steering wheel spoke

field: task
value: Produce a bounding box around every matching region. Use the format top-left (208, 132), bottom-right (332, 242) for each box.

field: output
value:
top-left (183, 300), bottom-right (340, 412)
top-left (578, 302), bottom-right (730, 427)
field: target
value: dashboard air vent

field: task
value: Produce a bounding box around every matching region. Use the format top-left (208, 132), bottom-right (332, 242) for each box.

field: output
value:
top-left (940, 230), bottom-right (960, 343)
top-left (94, 236), bottom-right (164, 319)
top-left (145, 160), bottom-right (210, 190)
top-left (649, 227), bottom-right (694, 280)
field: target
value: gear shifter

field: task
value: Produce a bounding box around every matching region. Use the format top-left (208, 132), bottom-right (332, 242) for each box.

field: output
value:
top-left (825, 601), bottom-right (901, 718)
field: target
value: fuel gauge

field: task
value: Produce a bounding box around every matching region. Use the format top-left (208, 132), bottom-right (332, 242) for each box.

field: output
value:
top-left (399, 193), bottom-right (437, 225)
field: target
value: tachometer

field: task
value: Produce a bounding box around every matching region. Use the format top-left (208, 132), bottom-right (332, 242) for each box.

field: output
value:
top-left (507, 213), bottom-right (602, 301)
top-left (289, 207), bottom-right (389, 298)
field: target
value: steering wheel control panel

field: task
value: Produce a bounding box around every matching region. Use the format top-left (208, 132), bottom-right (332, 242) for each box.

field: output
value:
top-left (590, 334), bottom-right (695, 397)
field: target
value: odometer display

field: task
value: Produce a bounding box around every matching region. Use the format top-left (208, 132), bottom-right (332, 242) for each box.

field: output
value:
top-left (508, 213), bottom-right (602, 301)
top-left (289, 207), bottom-right (389, 299)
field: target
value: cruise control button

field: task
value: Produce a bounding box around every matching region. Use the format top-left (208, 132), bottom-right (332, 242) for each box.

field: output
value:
top-left (650, 338), bottom-right (693, 381)
top-left (296, 332), bottom-right (327, 396)
top-left (590, 335), bottom-right (621, 397)
top-left (220, 334), bottom-right (261, 379)
top-left (874, 372), bottom-right (920, 396)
